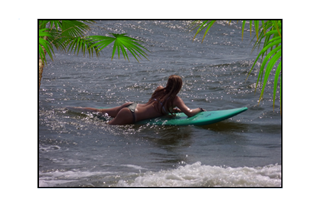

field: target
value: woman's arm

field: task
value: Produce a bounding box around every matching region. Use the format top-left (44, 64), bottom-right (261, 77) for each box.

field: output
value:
top-left (173, 96), bottom-right (205, 117)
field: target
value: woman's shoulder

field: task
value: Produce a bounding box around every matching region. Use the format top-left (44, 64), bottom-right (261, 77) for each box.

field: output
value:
top-left (173, 95), bottom-right (183, 104)
top-left (156, 85), bottom-right (164, 90)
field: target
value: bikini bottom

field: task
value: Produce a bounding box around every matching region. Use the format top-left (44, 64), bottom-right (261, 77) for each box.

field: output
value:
top-left (125, 103), bottom-right (138, 123)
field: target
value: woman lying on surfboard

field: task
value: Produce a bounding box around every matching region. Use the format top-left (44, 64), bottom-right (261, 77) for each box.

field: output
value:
top-left (70, 75), bottom-right (205, 125)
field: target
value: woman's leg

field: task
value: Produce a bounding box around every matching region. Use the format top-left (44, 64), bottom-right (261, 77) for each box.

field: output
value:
top-left (67, 102), bottom-right (133, 117)
top-left (108, 108), bottom-right (134, 125)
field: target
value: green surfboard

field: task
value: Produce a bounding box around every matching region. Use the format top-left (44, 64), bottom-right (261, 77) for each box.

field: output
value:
top-left (136, 107), bottom-right (248, 126)
top-left (67, 106), bottom-right (248, 126)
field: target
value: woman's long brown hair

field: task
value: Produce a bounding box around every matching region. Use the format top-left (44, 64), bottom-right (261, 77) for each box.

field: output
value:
top-left (149, 75), bottom-right (183, 114)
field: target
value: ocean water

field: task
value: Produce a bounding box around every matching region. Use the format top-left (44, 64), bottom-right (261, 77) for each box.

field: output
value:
top-left (39, 20), bottom-right (281, 187)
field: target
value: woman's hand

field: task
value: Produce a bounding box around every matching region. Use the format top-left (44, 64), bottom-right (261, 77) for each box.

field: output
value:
top-left (173, 107), bottom-right (182, 113)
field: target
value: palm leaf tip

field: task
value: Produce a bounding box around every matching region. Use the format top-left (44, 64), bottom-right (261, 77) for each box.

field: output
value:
top-left (241, 20), bottom-right (246, 40)
top-left (192, 20), bottom-right (208, 41)
top-left (108, 33), bottom-right (149, 62)
top-left (202, 20), bottom-right (215, 43)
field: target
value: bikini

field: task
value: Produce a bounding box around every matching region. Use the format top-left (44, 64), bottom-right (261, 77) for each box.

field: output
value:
top-left (125, 98), bottom-right (168, 123)
top-left (154, 98), bottom-right (169, 114)
top-left (125, 103), bottom-right (138, 123)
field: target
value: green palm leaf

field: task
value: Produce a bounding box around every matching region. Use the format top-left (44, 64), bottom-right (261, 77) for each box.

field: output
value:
top-left (267, 36), bottom-right (281, 45)
top-left (189, 20), bottom-right (216, 42)
top-left (280, 74), bottom-right (282, 113)
top-left (254, 44), bottom-right (281, 91)
top-left (189, 20), bottom-right (282, 110)
top-left (202, 21), bottom-right (216, 43)
top-left (192, 20), bottom-right (209, 41)
top-left (254, 20), bottom-right (259, 41)
top-left (38, 20), bottom-right (150, 90)
top-left (40, 20), bottom-right (95, 53)
top-left (251, 22), bottom-right (281, 53)
top-left (39, 28), bottom-right (54, 64)
top-left (248, 21), bottom-right (282, 109)
top-left (261, 20), bottom-right (266, 35)
top-left (118, 35), bottom-right (149, 60)
top-left (39, 20), bottom-right (54, 29)
top-left (241, 20), bottom-right (246, 40)
top-left (118, 40), bottom-right (129, 60)
top-left (60, 20), bottom-right (92, 38)
top-left (274, 21), bottom-right (281, 37)
top-left (273, 61), bottom-right (282, 109)
top-left (265, 29), bottom-right (281, 38)
top-left (246, 38), bottom-right (281, 80)
top-left (45, 29), bottom-right (63, 50)
top-left (251, 25), bottom-right (267, 52)
top-left (190, 21), bottom-right (216, 40)
top-left (39, 20), bottom-right (94, 35)
top-left (65, 36), bottom-right (100, 57)
top-left (88, 35), bottom-right (115, 51)
top-left (259, 50), bottom-right (281, 103)
top-left (188, 20), bottom-right (202, 32)
top-left (90, 33), bottom-right (149, 62)
top-left (112, 34), bottom-right (149, 62)
top-left (112, 38), bottom-right (120, 60)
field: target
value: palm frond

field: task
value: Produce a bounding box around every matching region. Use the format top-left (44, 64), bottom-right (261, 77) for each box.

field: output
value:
top-left (259, 50), bottom-right (281, 103)
top-left (60, 20), bottom-right (92, 38)
top-left (254, 44), bottom-right (281, 92)
top-left (254, 20), bottom-right (260, 41)
top-left (89, 33), bottom-right (149, 62)
top-left (280, 73), bottom-right (282, 113)
top-left (250, 24), bottom-right (267, 52)
top-left (88, 35), bottom-right (116, 52)
top-left (39, 28), bottom-right (54, 64)
top-left (251, 21), bottom-right (281, 53)
top-left (261, 20), bottom-right (266, 35)
top-left (39, 20), bottom-right (62, 31)
top-left (188, 20), bottom-right (202, 31)
top-left (241, 20), bottom-right (246, 40)
top-left (246, 38), bottom-right (282, 80)
top-left (273, 61), bottom-right (282, 109)
top-left (274, 20), bottom-right (281, 37)
top-left (189, 20), bottom-right (216, 43)
top-left (65, 36), bottom-right (100, 57)
top-left (47, 33), bottom-right (67, 51)
top-left (112, 33), bottom-right (149, 62)
top-left (202, 21), bottom-right (216, 43)
top-left (188, 19), bottom-right (282, 110)
top-left (192, 20), bottom-right (209, 41)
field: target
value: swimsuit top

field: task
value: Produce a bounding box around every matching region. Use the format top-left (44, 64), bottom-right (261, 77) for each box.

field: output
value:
top-left (154, 98), bottom-right (170, 114)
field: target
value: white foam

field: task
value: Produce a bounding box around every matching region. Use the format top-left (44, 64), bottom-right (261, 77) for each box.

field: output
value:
top-left (39, 170), bottom-right (114, 187)
top-left (39, 144), bottom-right (61, 153)
top-left (117, 162), bottom-right (281, 187)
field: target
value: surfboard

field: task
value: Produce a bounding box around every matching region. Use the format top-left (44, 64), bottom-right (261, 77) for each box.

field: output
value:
top-left (66, 106), bottom-right (248, 126)
top-left (136, 107), bottom-right (248, 126)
